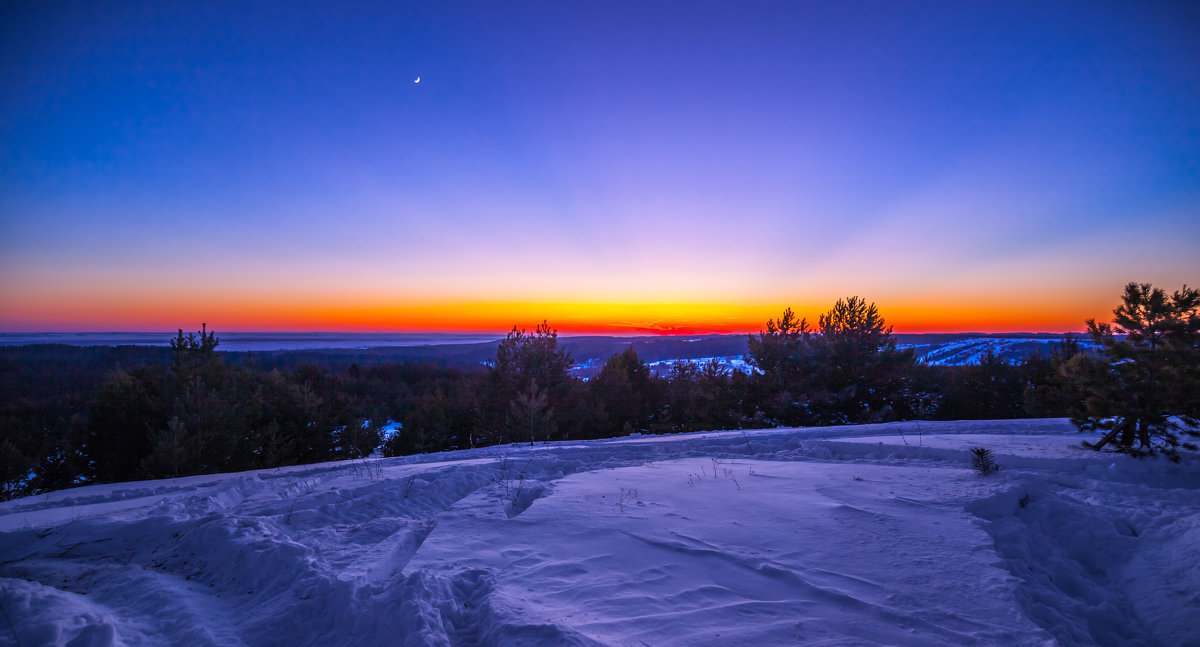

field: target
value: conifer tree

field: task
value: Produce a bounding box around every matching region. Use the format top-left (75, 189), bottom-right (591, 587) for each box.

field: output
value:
top-left (170, 323), bottom-right (220, 380)
top-left (969, 447), bottom-right (998, 474)
top-left (1023, 334), bottom-right (1085, 417)
top-left (510, 380), bottom-right (554, 445)
top-left (746, 307), bottom-right (821, 424)
top-left (489, 322), bottom-right (573, 442)
top-left (1069, 282), bottom-right (1200, 459)
top-left (816, 297), bottom-right (917, 423)
top-left (494, 322), bottom-right (572, 392)
top-left (592, 346), bottom-right (655, 435)
top-left (746, 307), bottom-right (811, 392)
top-left (747, 298), bottom-right (919, 425)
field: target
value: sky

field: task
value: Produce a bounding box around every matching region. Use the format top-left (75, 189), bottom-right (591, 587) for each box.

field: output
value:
top-left (1, 1), bottom-right (1198, 335)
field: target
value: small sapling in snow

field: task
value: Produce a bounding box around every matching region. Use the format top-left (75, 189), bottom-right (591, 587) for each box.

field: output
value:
top-left (970, 447), bottom-right (998, 475)
top-left (722, 468), bottom-right (741, 490)
top-left (618, 487), bottom-right (639, 512)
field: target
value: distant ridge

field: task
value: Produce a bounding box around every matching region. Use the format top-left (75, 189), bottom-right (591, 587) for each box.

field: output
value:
top-left (0, 330), bottom-right (1082, 351)
top-left (0, 332), bottom-right (505, 351)
top-left (1, 332), bottom-right (1085, 375)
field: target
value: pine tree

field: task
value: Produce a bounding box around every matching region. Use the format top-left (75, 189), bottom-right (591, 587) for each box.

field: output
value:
top-left (1069, 282), bottom-right (1200, 459)
top-left (510, 380), bottom-right (554, 445)
top-left (816, 297), bottom-right (917, 423)
top-left (970, 447), bottom-right (998, 474)
top-left (747, 308), bottom-right (815, 391)
top-left (747, 299), bottom-right (921, 425)
top-left (170, 323), bottom-right (220, 380)
top-left (591, 346), bottom-right (655, 435)
top-left (0, 438), bottom-right (33, 500)
top-left (1023, 334), bottom-right (1085, 417)
top-left (494, 321), bottom-right (572, 390)
top-left (490, 322), bottom-right (573, 442)
top-left (142, 416), bottom-right (194, 477)
top-left (746, 307), bottom-right (819, 425)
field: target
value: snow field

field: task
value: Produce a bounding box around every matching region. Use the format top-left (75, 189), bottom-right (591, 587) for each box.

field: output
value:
top-left (1, 419), bottom-right (1197, 646)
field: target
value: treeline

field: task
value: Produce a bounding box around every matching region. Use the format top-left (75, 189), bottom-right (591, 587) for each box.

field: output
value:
top-left (4, 284), bottom-right (1195, 499)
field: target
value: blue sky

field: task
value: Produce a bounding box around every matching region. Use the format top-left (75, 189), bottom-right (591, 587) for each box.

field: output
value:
top-left (2, 1), bottom-right (1197, 332)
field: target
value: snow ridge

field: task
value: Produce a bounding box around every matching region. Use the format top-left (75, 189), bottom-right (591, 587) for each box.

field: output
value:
top-left (2, 420), bottom-right (1196, 646)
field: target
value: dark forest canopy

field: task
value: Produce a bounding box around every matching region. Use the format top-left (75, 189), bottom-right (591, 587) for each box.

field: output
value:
top-left (5, 287), bottom-right (1192, 500)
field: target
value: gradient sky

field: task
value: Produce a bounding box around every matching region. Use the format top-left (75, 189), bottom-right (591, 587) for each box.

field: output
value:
top-left (2, 1), bottom-right (1198, 334)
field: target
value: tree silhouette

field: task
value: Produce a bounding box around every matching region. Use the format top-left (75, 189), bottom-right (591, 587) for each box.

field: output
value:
top-left (510, 380), bottom-right (554, 445)
top-left (749, 297), bottom-right (918, 424)
top-left (592, 346), bottom-right (656, 435)
top-left (489, 322), bottom-right (573, 442)
top-left (1070, 282), bottom-right (1199, 458)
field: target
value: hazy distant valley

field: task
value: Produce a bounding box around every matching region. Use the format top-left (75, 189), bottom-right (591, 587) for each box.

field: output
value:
top-left (0, 331), bottom-right (1082, 377)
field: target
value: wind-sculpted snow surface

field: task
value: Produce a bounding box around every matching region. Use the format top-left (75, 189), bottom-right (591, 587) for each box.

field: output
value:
top-left (2, 420), bottom-right (1197, 646)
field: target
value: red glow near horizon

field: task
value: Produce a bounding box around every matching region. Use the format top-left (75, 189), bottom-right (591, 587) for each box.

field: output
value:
top-left (0, 278), bottom-right (1127, 336)
top-left (0, 302), bottom-right (1094, 336)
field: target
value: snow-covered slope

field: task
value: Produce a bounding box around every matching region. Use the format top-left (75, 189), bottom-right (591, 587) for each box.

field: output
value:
top-left (2, 420), bottom-right (1197, 646)
top-left (901, 338), bottom-right (1070, 366)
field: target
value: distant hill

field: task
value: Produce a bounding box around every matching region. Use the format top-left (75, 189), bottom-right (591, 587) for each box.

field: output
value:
top-left (892, 334), bottom-right (1089, 366)
top-left (0, 332), bottom-right (1086, 389)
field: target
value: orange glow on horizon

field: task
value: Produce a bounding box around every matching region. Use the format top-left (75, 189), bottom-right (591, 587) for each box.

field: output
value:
top-left (1, 293), bottom-right (1098, 335)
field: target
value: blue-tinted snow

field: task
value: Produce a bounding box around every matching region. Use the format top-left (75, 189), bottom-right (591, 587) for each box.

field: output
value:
top-left (2, 419), bottom-right (1196, 646)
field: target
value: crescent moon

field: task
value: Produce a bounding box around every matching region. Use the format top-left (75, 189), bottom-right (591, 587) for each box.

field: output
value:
top-left (414, 76), bottom-right (420, 84)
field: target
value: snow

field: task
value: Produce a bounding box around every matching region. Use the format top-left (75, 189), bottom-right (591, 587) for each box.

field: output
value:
top-left (571, 355), bottom-right (754, 378)
top-left (2, 420), bottom-right (1197, 646)
top-left (643, 355), bottom-right (756, 375)
top-left (899, 338), bottom-right (1071, 366)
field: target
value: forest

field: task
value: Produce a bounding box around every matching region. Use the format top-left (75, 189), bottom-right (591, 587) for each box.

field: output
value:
top-left (2, 284), bottom-right (1196, 500)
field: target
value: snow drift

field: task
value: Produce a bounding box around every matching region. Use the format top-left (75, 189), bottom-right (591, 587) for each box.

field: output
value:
top-left (2, 419), bottom-right (1197, 646)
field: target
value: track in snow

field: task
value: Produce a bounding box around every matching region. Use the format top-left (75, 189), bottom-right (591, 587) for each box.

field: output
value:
top-left (2, 419), bottom-right (1197, 647)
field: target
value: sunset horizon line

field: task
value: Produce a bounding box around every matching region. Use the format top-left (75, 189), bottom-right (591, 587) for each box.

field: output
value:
top-left (0, 324), bottom-right (1091, 337)
top-left (1, 296), bottom-right (1113, 337)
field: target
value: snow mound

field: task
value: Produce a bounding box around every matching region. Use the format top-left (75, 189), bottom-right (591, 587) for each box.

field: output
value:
top-left (2, 419), bottom-right (1196, 646)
